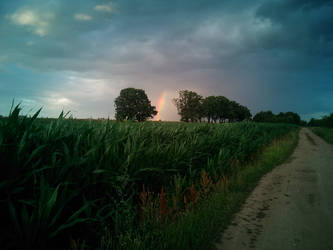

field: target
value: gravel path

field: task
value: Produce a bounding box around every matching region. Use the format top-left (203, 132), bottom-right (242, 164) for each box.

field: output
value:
top-left (216, 128), bottom-right (333, 250)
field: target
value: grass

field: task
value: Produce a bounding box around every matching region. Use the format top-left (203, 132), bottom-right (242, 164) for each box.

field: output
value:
top-left (119, 129), bottom-right (299, 250)
top-left (0, 105), bottom-right (299, 249)
top-left (310, 127), bottom-right (333, 144)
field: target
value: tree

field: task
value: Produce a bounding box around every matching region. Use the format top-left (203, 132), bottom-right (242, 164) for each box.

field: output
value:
top-left (228, 101), bottom-right (246, 122)
top-left (276, 112), bottom-right (301, 125)
top-left (202, 96), bottom-right (218, 123)
top-left (253, 111), bottom-right (276, 123)
top-left (253, 111), bottom-right (302, 125)
top-left (173, 90), bottom-right (203, 122)
top-left (216, 96), bottom-right (232, 122)
top-left (114, 88), bottom-right (157, 122)
top-left (308, 113), bottom-right (333, 127)
top-left (322, 113), bottom-right (333, 127)
top-left (234, 104), bottom-right (252, 122)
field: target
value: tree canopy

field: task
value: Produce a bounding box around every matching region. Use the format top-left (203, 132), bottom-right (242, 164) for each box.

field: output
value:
top-left (253, 111), bottom-right (276, 123)
top-left (253, 111), bottom-right (301, 125)
top-left (308, 113), bottom-right (333, 127)
top-left (173, 90), bottom-right (251, 123)
top-left (114, 88), bottom-right (157, 122)
top-left (173, 90), bottom-right (203, 122)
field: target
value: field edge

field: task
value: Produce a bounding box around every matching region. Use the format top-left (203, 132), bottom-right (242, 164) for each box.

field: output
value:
top-left (310, 127), bottom-right (333, 144)
top-left (145, 128), bottom-right (300, 250)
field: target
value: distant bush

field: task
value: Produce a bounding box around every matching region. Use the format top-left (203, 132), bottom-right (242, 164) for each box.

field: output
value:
top-left (308, 113), bottom-right (333, 128)
top-left (311, 127), bottom-right (333, 144)
top-left (253, 111), bottom-right (301, 125)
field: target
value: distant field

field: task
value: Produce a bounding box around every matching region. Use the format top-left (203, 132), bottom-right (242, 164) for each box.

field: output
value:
top-left (310, 127), bottom-right (333, 144)
top-left (0, 106), bottom-right (299, 249)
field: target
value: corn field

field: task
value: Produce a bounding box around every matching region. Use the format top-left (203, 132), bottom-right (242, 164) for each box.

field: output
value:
top-left (0, 105), bottom-right (298, 249)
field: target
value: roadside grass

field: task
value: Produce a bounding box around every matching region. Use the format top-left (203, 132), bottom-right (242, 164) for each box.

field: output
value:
top-left (305, 132), bottom-right (317, 145)
top-left (118, 129), bottom-right (300, 250)
top-left (310, 127), bottom-right (333, 144)
top-left (165, 129), bottom-right (300, 250)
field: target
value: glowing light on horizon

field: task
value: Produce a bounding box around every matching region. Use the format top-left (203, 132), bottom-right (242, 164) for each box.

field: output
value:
top-left (155, 92), bottom-right (167, 121)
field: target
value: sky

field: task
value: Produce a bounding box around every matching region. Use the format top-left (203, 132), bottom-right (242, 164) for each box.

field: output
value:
top-left (0, 0), bottom-right (332, 121)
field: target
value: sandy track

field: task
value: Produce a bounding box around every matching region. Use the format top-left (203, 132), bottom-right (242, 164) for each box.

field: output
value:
top-left (216, 128), bottom-right (333, 250)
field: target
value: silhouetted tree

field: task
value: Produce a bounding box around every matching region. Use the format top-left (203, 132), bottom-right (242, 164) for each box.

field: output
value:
top-left (229, 101), bottom-right (250, 122)
top-left (114, 88), bottom-right (157, 122)
top-left (174, 90), bottom-right (251, 123)
top-left (173, 90), bottom-right (203, 122)
top-left (253, 111), bottom-right (301, 125)
top-left (216, 96), bottom-right (231, 122)
top-left (202, 96), bottom-right (218, 123)
top-left (325, 114), bottom-right (333, 127)
top-left (236, 104), bottom-right (252, 121)
top-left (253, 111), bottom-right (276, 123)
top-left (308, 113), bottom-right (333, 127)
top-left (276, 112), bottom-right (301, 125)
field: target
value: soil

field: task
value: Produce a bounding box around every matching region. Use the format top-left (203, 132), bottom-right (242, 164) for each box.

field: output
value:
top-left (216, 128), bottom-right (333, 250)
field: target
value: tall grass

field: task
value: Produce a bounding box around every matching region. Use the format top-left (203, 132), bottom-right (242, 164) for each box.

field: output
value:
top-left (0, 105), bottom-right (298, 249)
top-left (310, 127), bottom-right (333, 144)
top-left (149, 130), bottom-right (299, 250)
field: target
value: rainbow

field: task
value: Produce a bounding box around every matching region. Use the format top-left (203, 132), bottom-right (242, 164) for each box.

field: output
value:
top-left (155, 92), bottom-right (167, 121)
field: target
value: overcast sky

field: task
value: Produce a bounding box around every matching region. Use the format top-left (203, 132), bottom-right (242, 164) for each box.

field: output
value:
top-left (0, 0), bottom-right (332, 121)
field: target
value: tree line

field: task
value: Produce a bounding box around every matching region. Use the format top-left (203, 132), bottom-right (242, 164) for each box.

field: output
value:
top-left (113, 87), bottom-right (313, 126)
top-left (253, 111), bottom-right (305, 125)
top-left (308, 113), bottom-right (333, 127)
top-left (173, 90), bottom-right (251, 123)
top-left (114, 88), bottom-right (251, 122)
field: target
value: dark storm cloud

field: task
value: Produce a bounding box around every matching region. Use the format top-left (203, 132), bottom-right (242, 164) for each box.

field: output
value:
top-left (1, 0), bottom-right (260, 72)
top-left (0, 0), bottom-right (332, 120)
top-left (251, 0), bottom-right (333, 116)
top-left (256, 0), bottom-right (333, 52)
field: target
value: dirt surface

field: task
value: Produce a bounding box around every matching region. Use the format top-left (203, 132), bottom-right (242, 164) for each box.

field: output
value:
top-left (216, 128), bottom-right (333, 250)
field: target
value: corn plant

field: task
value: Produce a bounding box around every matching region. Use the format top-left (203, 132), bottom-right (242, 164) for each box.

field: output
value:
top-left (0, 104), bottom-right (298, 249)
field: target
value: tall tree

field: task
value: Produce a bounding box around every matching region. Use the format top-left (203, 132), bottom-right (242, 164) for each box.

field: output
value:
top-left (227, 101), bottom-right (242, 122)
top-left (253, 111), bottom-right (276, 123)
top-left (237, 104), bottom-right (252, 121)
top-left (216, 96), bottom-right (231, 122)
top-left (173, 90), bottom-right (203, 122)
top-left (276, 112), bottom-right (301, 125)
top-left (114, 88), bottom-right (157, 122)
top-left (202, 96), bottom-right (218, 123)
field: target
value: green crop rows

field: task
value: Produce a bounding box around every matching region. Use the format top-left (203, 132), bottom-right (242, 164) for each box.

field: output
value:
top-left (0, 105), bottom-right (298, 249)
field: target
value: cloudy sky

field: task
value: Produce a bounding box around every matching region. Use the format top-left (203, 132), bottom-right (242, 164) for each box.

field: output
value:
top-left (0, 0), bottom-right (332, 120)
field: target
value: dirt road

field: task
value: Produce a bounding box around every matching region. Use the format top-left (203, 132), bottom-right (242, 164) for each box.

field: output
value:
top-left (216, 128), bottom-right (333, 250)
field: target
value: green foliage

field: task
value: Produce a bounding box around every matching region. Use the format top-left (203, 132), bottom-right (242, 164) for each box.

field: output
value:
top-left (201, 96), bottom-right (218, 123)
top-left (276, 112), bottom-right (301, 124)
top-left (253, 111), bottom-right (276, 123)
top-left (117, 129), bottom-right (300, 250)
top-left (174, 90), bottom-right (251, 123)
top-left (253, 111), bottom-right (301, 125)
top-left (114, 88), bottom-right (157, 121)
top-left (228, 100), bottom-right (251, 122)
top-left (0, 105), bottom-right (297, 249)
top-left (173, 90), bottom-right (203, 122)
top-left (310, 127), bottom-right (333, 144)
top-left (308, 113), bottom-right (333, 128)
